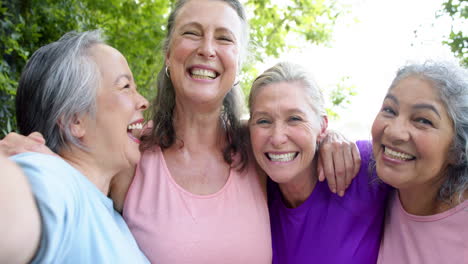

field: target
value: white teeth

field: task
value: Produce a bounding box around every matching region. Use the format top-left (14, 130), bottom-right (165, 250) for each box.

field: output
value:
top-left (384, 147), bottom-right (414, 160)
top-left (190, 68), bottom-right (216, 79)
top-left (127, 123), bottom-right (143, 130)
top-left (267, 152), bottom-right (297, 162)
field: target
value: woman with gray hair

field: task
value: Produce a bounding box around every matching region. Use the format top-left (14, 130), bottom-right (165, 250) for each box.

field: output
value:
top-left (248, 62), bottom-right (390, 264)
top-left (1, 30), bottom-right (150, 263)
top-left (375, 61), bottom-right (468, 264)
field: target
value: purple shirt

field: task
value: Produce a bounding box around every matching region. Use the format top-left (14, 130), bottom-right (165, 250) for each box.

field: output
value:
top-left (268, 140), bottom-right (391, 264)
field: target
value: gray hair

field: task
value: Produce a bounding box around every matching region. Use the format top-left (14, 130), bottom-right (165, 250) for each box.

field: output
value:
top-left (248, 61), bottom-right (327, 125)
top-left (389, 60), bottom-right (468, 203)
top-left (16, 30), bottom-right (104, 153)
top-left (142, 0), bottom-right (250, 168)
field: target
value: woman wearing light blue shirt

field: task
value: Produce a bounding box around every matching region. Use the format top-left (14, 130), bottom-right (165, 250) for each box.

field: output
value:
top-left (0, 30), bottom-right (149, 264)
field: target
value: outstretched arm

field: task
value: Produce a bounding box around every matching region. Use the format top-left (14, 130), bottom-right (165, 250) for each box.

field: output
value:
top-left (0, 153), bottom-right (41, 263)
top-left (317, 130), bottom-right (361, 197)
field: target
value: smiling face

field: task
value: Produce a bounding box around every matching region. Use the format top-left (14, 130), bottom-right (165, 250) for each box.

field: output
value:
top-left (165, 0), bottom-right (242, 107)
top-left (83, 44), bottom-right (148, 169)
top-left (249, 81), bottom-right (327, 184)
top-left (371, 76), bottom-right (454, 191)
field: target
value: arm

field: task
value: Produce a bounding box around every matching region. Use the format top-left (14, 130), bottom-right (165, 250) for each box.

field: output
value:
top-left (0, 153), bottom-right (41, 264)
top-left (317, 129), bottom-right (361, 197)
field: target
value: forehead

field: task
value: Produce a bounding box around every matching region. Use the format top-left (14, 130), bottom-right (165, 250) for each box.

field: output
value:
top-left (88, 44), bottom-right (131, 81)
top-left (175, 0), bottom-right (242, 35)
top-left (391, 77), bottom-right (443, 105)
top-left (253, 81), bottom-right (312, 111)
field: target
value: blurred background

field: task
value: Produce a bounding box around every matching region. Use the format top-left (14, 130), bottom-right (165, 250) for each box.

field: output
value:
top-left (1, 0), bottom-right (466, 139)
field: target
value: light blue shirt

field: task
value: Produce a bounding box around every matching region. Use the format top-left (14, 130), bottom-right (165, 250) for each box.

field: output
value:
top-left (11, 152), bottom-right (149, 264)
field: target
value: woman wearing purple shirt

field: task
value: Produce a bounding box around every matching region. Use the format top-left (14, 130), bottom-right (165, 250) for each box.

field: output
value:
top-left (248, 62), bottom-right (391, 264)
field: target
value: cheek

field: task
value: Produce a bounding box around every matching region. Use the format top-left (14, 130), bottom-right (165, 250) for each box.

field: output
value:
top-left (220, 46), bottom-right (239, 69)
top-left (249, 127), bottom-right (269, 156)
top-left (371, 116), bottom-right (384, 140)
top-left (168, 39), bottom-right (193, 64)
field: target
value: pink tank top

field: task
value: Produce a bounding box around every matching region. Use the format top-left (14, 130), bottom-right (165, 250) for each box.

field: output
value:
top-left (123, 146), bottom-right (272, 264)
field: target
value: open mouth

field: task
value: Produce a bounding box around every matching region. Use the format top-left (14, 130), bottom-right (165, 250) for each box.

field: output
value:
top-left (265, 152), bottom-right (299, 162)
top-left (383, 145), bottom-right (415, 161)
top-left (127, 119), bottom-right (145, 144)
top-left (188, 67), bottom-right (219, 80)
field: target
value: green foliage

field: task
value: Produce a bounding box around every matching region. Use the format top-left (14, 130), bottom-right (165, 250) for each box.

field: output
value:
top-left (326, 76), bottom-right (357, 120)
top-left (440, 0), bottom-right (467, 66)
top-left (0, 0), bottom-right (341, 137)
top-left (240, 0), bottom-right (340, 102)
top-left (0, 0), bottom-right (170, 137)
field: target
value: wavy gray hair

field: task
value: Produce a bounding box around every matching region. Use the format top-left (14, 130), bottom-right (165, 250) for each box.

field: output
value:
top-left (16, 30), bottom-right (103, 153)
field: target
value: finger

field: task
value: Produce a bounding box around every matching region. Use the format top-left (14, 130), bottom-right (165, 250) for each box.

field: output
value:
top-left (0, 132), bottom-right (43, 156)
top-left (320, 144), bottom-right (337, 193)
top-left (351, 142), bottom-right (361, 177)
top-left (28, 132), bottom-right (46, 144)
top-left (332, 144), bottom-right (346, 197)
top-left (317, 156), bottom-right (325, 182)
top-left (343, 144), bottom-right (355, 188)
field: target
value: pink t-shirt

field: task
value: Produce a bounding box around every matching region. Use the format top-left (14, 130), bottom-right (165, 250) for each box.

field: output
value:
top-left (123, 146), bottom-right (272, 264)
top-left (378, 191), bottom-right (468, 264)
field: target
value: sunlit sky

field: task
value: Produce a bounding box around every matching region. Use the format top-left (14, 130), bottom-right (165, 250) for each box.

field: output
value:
top-left (258, 0), bottom-right (459, 141)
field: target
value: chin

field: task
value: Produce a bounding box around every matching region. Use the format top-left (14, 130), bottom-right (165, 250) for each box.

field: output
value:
top-left (268, 173), bottom-right (294, 184)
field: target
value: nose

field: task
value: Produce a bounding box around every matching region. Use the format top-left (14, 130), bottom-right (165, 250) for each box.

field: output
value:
top-left (197, 37), bottom-right (216, 59)
top-left (270, 123), bottom-right (288, 147)
top-left (384, 117), bottom-right (410, 144)
top-left (136, 92), bottom-right (149, 111)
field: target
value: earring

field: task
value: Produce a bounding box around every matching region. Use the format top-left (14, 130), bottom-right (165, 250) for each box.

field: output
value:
top-left (165, 66), bottom-right (170, 78)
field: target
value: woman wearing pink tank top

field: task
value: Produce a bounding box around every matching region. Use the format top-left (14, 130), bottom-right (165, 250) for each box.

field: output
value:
top-left (112, 0), bottom-right (359, 263)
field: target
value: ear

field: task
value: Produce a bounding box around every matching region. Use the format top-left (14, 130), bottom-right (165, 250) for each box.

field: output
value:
top-left (69, 114), bottom-right (87, 139)
top-left (165, 50), bottom-right (171, 67)
top-left (318, 116), bottom-right (329, 142)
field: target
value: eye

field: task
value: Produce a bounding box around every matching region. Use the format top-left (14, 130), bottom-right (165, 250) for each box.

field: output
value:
top-left (255, 119), bottom-right (271, 125)
top-left (218, 35), bottom-right (234, 43)
top-left (123, 84), bottom-right (131, 89)
top-left (183, 31), bottom-right (200, 36)
top-left (381, 106), bottom-right (396, 116)
top-left (415, 117), bottom-right (433, 126)
top-left (288, 116), bottom-right (303, 122)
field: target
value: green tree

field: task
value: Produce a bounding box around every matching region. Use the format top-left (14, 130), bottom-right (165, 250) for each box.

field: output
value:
top-left (241, 0), bottom-right (340, 97)
top-left (0, 0), bottom-right (342, 137)
top-left (440, 0), bottom-right (467, 66)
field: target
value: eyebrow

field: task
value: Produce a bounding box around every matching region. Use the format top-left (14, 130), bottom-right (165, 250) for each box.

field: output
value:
top-left (384, 94), bottom-right (441, 118)
top-left (413, 104), bottom-right (441, 118)
top-left (252, 108), bottom-right (306, 117)
top-left (180, 22), bottom-right (237, 40)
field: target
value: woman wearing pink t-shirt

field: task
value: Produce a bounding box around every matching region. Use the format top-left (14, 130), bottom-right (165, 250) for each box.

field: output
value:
top-left (373, 61), bottom-right (468, 264)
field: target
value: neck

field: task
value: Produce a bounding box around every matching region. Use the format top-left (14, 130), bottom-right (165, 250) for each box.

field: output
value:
top-left (398, 176), bottom-right (455, 215)
top-left (278, 159), bottom-right (318, 208)
top-left (60, 148), bottom-right (117, 195)
top-left (173, 103), bottom-right (226, 150)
